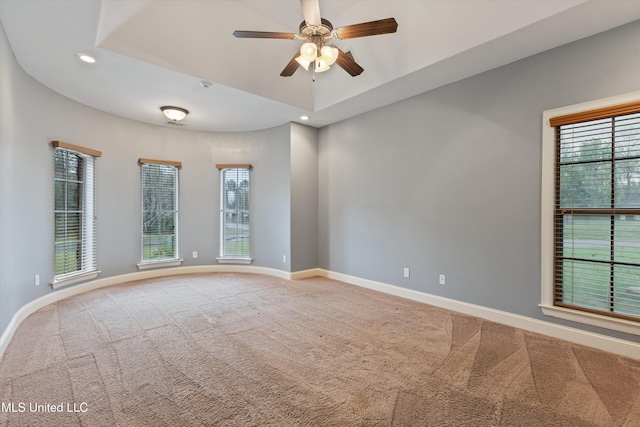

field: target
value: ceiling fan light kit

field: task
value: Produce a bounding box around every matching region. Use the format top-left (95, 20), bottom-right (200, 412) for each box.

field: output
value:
top-left (233, 0), bottom-right (397, 78)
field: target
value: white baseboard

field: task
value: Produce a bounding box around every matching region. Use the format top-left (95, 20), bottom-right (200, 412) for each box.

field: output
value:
top-left (2, 266), bottom-right (640, 361)
top-left (315, 269), bottom-right (640, 360)
top-left (290, 268), bottom-right (322, 280)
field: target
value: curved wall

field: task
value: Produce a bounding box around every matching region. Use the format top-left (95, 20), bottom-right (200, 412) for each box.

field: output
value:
top-left (0, 22), bottom-right (311, 333)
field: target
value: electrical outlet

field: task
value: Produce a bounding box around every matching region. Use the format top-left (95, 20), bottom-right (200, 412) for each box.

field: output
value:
top-left (439, 274), bottom-right (446, 285)
top-left (403, 268), bottom-right (410, 278)
top-left (192, 251), bottom-right (198, 259)
top-left (283, 255), bottom-right (287, 263)
top-left (34, 275), bottom-right (40, 286)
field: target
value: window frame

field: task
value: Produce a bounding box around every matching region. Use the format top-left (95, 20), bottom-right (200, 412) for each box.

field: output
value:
top-left (137, 158), bottom-right (183, 270)
top-left (51, 141), bottom-right (101, 288)
top-left (217, 164), bottom-right (252, 264)
top-left (541, 91), bottom-right (640, 336)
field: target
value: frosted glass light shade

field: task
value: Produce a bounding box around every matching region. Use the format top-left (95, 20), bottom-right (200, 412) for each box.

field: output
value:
top-left (320, 45), bottom-right (339, 65)
top-left (300, 43), bottom-right (318, 62)
top-left (161, 106), bottom-right (189, 121)
top-left (315, 58), bottom-right (330, 73)
top-left (295, 56), bottom-right (311, 71)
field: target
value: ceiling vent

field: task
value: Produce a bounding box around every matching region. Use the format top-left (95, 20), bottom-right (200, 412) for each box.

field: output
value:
top-left (165, 121), bottom-right (185, 127)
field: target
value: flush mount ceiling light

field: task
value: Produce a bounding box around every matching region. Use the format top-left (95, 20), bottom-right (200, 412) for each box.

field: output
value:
top-left (76, 53), bottom-right (96, 63)
top-left (161, 106), bottom-right (189, 122)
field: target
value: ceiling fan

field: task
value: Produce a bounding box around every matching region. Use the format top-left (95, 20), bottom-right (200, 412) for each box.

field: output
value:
top-left (233, 0), bottom-right (398, 77)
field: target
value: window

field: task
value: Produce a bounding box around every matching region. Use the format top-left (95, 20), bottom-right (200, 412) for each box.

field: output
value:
top-left (542, 94), bottom-right (640, 334)
top-left (217, 164), bottom-right (252, 264)
top-left (52, 141), bottom-right (101, 287)
top-left (139, 158), bottom-right (182, 268)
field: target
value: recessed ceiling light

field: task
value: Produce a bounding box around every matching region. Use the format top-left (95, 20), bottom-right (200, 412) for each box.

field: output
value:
top-left (300, 116), bottom-right (309, 121)
top-left (76, 53), bottom-right (96, 63)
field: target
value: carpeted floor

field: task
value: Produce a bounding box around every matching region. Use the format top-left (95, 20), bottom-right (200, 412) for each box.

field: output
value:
top-left (1, 273), bottom-right (639, 426)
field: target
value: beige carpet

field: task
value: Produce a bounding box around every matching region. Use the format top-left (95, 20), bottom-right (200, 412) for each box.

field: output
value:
top-left (1, 273), bottom-right (639, 426)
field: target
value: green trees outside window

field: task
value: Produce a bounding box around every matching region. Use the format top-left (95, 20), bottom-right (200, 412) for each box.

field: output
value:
top-left (141, 163), bottom-right (179, 262)
top-left (53, 144), bottom-right (98, 282)
top-left (556, 114), bottom-right (640, 320)
top-left (220, 167), bottom-right (251, 259)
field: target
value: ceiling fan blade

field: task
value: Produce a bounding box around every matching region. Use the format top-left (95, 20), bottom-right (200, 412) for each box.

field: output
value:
top-left (281, 54), bottom-right (302, 77)
top-left (300, 0), bottom-right (321, 26)
top-left (335, 48), bottom-right (364, 77)
top-left (233, 30), bottom-right (297, 39)
top-left (335, 17), bottom-right (398, 40)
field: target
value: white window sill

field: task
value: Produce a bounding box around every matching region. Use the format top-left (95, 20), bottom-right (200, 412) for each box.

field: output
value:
top-left (137, 259), bottom-right (183, 270)
top-left (540, 304), bottom-right (640, 337)
top-left (51, 270), bottom-right (100, 289)
top-left (217, 257), bottom-right (252, 265)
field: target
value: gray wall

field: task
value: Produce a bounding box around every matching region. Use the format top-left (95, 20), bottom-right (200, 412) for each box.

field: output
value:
top-left (95, 120), bottom-right (293, 277)
top-left (0, 21), bottom-right (296, 332)
top-left (318, 19), bottom-right (640, 343)
top-left (290, 123), bottom-right (319, 272)
top-left (1, 21), bottom-right (54, 332)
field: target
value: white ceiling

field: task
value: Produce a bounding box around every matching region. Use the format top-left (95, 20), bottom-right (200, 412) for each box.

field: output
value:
top-left (2, 0), bottom-right (640, 132)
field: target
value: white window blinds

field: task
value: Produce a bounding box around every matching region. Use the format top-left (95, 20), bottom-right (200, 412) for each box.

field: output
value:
top-left (218, 165), bottom-right (251, 261)
top-left (52, 141), bottom-right (101, 284)
top-left (140, 159), bottom-right (181, 264)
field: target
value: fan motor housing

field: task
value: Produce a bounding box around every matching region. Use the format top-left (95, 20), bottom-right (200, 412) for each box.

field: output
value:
top-left (299, 18), bottom-right (333, 38)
